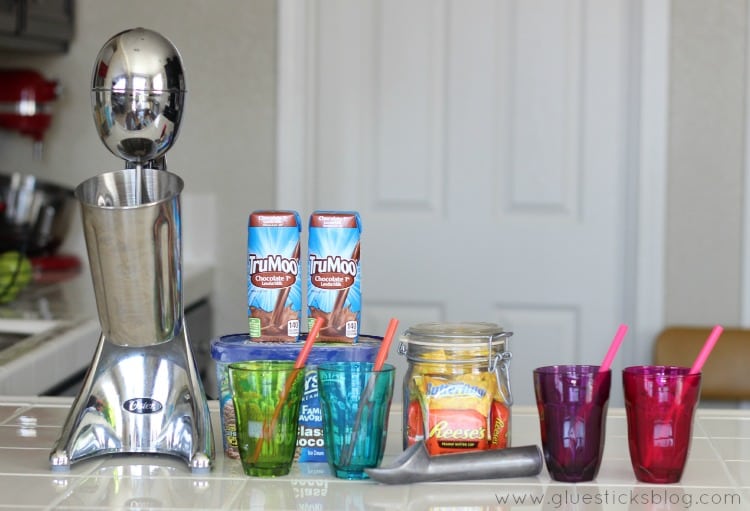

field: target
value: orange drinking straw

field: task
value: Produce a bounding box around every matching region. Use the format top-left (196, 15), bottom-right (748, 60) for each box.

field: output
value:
top-left (251, 317), bottom-right (323, 462)
top-left (338, 317), bottom-right (399, 467)
top-left (294, 318), bottom-right (323, 371)
top-left (374, 318), bottom-right (399, 370)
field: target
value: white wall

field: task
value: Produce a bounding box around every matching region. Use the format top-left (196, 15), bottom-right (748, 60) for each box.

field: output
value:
top-left (666, 0), bottom-right (747, 327)
top-left (0, 1), bottom-right (277, 339)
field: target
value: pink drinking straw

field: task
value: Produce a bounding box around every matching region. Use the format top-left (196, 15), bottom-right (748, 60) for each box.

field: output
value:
top-left (689, 325), bottom-right (723, 374)
top-left (251, 317), bottom-right (323, 462)
top-left (658, 325), bottom-right (723, 448)
top-left (599, 324), bottom-right (629, 372)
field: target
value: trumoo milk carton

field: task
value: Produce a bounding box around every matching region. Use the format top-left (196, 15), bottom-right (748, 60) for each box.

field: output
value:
top-left (247, 210), bottom-right (302, 342)
top-left (307, 211), bottom-right (362, 342)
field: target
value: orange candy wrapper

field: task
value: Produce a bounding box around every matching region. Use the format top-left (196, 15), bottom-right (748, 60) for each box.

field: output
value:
top-left (407, 372), bottom-right (509, 455)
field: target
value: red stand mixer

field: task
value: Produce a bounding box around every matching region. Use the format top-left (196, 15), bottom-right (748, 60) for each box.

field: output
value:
top-left (0, 69), bottom-right (60, 159)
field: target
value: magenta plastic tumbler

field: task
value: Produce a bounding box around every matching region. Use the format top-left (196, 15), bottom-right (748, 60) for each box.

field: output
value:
top-left (623, 365), bottom-right (701, 484)
top-left (533, 365), bottom-right (611, 482)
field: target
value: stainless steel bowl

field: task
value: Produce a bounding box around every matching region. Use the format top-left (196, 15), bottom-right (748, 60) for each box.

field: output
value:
top-left (0, 172), bottom-right (75, 255)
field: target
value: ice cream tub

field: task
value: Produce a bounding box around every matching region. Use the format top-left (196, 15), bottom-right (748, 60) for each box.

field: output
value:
top-left (211, 333), bottom-right (380, 461)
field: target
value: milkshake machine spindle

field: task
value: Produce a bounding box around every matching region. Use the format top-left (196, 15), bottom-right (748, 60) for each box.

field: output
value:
top-left (49, 28), bottom-right (214, 472)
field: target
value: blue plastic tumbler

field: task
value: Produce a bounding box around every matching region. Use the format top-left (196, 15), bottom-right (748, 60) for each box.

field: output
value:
top-left (317, 361), bottom-right (395, 479)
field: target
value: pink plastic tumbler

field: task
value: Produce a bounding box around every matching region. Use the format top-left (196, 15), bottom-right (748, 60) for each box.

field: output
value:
top-left (622, 365), bottom-right (702, 484)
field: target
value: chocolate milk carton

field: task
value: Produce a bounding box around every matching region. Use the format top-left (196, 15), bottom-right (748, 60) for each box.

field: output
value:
top-left (307, 211), bottom-right (362, 342)
top-left (247, 210), bottom-right (302, 342)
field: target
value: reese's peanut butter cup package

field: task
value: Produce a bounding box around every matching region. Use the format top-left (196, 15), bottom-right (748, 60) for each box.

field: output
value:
top-left (307, 211), bottom-right (362, 342)
top-left (412, 373), bottom-right (509, 454)
top-left (247, 210), bottom-right (302, 342)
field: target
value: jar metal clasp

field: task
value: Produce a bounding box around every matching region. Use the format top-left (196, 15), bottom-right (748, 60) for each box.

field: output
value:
top-left (488, 331), bottom-right (513, 406)
top-left (397, 342), bottom-right (407, 356)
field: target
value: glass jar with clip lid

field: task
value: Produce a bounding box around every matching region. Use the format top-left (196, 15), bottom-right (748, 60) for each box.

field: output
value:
top-left (398, 322), bottom-right (513, 455)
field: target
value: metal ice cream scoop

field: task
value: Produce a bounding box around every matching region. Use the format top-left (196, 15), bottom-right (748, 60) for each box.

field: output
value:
top-left (365, 442), bottom-right (543, 484)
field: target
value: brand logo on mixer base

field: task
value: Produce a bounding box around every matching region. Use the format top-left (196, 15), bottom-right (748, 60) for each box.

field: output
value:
top-left (123, 398), bottom-right (163, 414)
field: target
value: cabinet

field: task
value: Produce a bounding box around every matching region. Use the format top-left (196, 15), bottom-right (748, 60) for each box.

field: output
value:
top-left (0, 1), bottom-right (19, 36)
top-left (0, 0), bottom-right (73, 54)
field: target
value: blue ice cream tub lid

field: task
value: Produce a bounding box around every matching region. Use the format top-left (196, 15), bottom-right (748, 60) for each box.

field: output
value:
top-left (211, 332), bottom-right (382, 364)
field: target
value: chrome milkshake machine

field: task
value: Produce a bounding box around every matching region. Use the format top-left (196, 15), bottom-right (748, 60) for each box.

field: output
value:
top-left (50, 28), bottom-right (214, 472)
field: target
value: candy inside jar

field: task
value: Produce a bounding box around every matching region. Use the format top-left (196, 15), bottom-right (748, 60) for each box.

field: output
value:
top-left (398, 322), bottom-right (513, 455)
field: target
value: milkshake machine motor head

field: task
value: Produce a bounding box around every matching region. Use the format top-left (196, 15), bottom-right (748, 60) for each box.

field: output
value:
top-left (91, 27), bottom-right (186, 170)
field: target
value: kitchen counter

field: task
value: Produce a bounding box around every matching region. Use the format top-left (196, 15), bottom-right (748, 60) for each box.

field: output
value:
top-left (0, 400), bottom-right (747, 510)
top-left (0, 263), bottom-right (214, 395)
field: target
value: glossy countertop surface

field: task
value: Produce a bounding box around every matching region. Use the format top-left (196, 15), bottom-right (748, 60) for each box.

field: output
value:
top-left (0, 397), bottom-right (748, 510)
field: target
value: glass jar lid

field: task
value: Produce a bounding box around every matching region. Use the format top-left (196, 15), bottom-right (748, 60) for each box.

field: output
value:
top-left (400, 321), bottom-right (511, 349)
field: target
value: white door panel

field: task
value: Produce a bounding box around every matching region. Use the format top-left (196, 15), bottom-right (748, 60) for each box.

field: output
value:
top-left (278, 0), bottom-right (668, 407)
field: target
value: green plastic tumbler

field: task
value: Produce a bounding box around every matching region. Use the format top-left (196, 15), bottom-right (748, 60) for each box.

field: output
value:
top-left (228, 360), bottom-right (305, 477)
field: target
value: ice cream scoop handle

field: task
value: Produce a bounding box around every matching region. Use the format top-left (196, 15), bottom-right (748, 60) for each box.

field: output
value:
top-left (426, 445), bottom-right (543, 482)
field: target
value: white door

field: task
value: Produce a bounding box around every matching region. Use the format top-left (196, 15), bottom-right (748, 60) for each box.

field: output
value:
top-left (277, 0), bottom-right (668, 406)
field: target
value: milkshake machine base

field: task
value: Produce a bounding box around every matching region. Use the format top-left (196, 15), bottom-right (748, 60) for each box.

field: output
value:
top-left (49, 325), bottom-right (213, 472)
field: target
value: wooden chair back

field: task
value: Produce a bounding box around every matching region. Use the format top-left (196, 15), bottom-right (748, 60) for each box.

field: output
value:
top-left (653, 326), bottom-right (750, 401)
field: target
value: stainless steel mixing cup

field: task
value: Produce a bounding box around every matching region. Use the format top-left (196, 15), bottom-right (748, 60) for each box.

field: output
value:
top-left (75, 167), bottom-right (183, 347)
